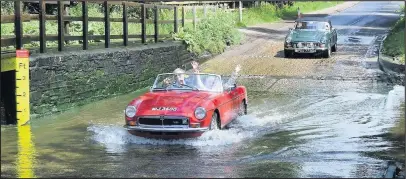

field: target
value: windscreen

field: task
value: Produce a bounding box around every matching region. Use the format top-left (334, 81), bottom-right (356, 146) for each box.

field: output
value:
top-left (153, 73), bottom-right (223, 92)
top-left (295, 21), bottom-right (329, 30)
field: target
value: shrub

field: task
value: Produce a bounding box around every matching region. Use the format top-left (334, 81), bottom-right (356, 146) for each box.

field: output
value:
top-left (173, 9), bottom-right (243, 55)
top-left (382, 6), bottom-right (405, 62)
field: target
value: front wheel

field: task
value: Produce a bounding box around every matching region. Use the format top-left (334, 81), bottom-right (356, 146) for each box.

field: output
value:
top-left (209, 112), bottom-right (220, 130)
top-left (284, 49), bottom-right (294, 58)
top-left (331, 43), bottom-right (337, 52)
top-left (322, 45), bottom-right (332, 58)
top-left (238, 101), bottom-right (247, 116)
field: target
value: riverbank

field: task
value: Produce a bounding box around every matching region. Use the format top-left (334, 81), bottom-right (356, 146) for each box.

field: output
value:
top-left (382, 6), bottom-right (405, 64)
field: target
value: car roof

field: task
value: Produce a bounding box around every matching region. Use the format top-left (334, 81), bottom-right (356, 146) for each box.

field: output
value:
top-left (296, 17), bottom-right (330, 23)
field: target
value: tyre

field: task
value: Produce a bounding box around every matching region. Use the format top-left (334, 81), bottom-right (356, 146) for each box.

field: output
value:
top-left (331, 43), bottom-right (337, 52)
top-left (284, 49), bottom-right (294, 58)
top-left (322, 45), bottom-right (332, 58)
top-left (238, 100), bottom-right (247, 116)
top-left (209, 112), bottom-right (220, 130)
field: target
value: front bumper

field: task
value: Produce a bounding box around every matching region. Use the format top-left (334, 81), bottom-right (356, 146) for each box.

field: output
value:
top-left (284, 47), bottom-right (328, 52)
top-left (124, 124), bottom-right (209, 133)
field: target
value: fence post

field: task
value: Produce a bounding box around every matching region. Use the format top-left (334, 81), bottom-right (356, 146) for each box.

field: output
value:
top-left (14, 0), bottom-right (22, 50)
top-left (64, 5), bottom-right (70, 45)
top-left (39, 0), bottom-right (46, 53)
top-left (104, 1), bottom-right (110, 48)
top-left (141, 4), bottom-right (146, 44)
top-left (181, 6), bottom-right (185, 28)
top-left (154, 6), bottom-right (159, 43)
top-left (174, 6), bottom-right (178, 33)
top-left (203, 5), bottom-right (207, 17)
top-left (82, 1), bottom-right (88, 50)
top-left (232, 1), bottom-right (236, 9)
top-left (57, 1), bottom-right (64, 51)
top-left (192, 6), bottom-right (196, 30)
top-left (239, 1), bottom-right (243, 23)
top-left (123, 2), bottom-right (128, 46)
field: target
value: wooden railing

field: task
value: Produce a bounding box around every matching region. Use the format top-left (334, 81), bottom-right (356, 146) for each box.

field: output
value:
top-left (1, 0), bottom-right (243, 55)
top-left (0, 0), bottom-right (188, 53)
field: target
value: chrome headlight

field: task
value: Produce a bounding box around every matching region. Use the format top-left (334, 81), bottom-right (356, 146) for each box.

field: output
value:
top-left (194, 107), bottom-right (206, 120)
top-left (320, 37), bottom-right (327, 43)
top-left (285, 36), bottom-right (292, 43)
top-left (125, 106), bottom-right (137, 118)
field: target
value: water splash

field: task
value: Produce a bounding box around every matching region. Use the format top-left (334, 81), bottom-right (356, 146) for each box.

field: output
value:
top-left (86, 112), bottom-right (286, 153)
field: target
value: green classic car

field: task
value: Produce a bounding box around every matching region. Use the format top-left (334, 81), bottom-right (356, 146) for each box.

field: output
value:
top-left (284, 17), bottom-right (338, 58)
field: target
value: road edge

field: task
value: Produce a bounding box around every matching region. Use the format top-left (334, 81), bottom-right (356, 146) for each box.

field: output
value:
top-left (378, 35), bottom-right (405, 76)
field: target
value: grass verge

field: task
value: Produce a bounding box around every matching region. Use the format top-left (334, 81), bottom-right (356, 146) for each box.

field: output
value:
top-left (382, 6), bottom-right (405, 64)
top-left (236, 1), bottom-right (343, 27)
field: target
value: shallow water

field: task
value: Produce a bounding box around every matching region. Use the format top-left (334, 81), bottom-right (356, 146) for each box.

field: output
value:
top-left (1, 81), bottom-right (404, 178)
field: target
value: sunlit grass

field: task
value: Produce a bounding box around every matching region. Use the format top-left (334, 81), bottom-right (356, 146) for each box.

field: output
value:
top-left (382, 5), bottom-right (405, 64)
top-left (235, 1), bottom-right (344, 27)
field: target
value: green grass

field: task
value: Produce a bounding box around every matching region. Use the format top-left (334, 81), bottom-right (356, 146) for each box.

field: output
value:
top-left (174, 9), bottom-right (242, 55)
top-left (235, 1), bottom-right (344, 27)
top-left (382, 6), bottom-right (405, 64)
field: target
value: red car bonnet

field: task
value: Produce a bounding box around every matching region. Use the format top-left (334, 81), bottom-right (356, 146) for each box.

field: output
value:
top-left (130, 90), bottom-right (217, 117)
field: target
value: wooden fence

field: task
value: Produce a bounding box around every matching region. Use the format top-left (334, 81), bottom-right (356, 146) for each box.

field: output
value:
top-left (0, 0), bottom-right (244, 55)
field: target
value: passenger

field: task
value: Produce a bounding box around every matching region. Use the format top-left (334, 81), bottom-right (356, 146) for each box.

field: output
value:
top-left (164, 61), bottom-right (241, 91)
top-left (191, 61), bottom-right (241, 90)
top-left (163, 65), bottom-right (203, 89)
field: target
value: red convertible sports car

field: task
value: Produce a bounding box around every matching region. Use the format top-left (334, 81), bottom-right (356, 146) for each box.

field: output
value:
top-left (123, 72), bottom-right (248, 139)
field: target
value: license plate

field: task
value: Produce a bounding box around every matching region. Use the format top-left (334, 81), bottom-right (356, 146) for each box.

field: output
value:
top-left (295, 49), bottom-right (316, 53)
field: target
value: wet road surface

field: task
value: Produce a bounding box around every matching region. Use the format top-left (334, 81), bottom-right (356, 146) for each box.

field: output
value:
top-left (1, 1), bottom-right (405, 178)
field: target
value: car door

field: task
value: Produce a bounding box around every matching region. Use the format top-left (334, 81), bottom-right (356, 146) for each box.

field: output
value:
top-left (328, 21), bottom-right (337, 45)
top-left (228, 84), bottom-right (240, 122)
top-left (218, 85), bottom-right (237, 127)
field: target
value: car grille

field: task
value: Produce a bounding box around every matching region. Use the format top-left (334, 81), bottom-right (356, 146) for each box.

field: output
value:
top-left (137, 116), bottom-right (189, 126)
top-left (295, 42), bottom-right (315, 48)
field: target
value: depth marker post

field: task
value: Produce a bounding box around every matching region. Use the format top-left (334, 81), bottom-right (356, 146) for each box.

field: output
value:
top-left (15, 49), bottom-right (30, 126)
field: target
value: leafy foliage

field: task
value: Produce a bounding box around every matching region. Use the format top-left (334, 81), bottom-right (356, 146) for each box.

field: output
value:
top-left (173, 10), bottom-right (243, 55)
top-left (382, 6), bottom-right (405, 63)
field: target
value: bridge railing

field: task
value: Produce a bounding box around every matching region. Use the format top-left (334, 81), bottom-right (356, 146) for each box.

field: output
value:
top-left (1, 0), bottom-right (240, 57)
top-left (1, 1), bottom-right (185, 53)
top-left (0, 1), bottom-right (243, 58)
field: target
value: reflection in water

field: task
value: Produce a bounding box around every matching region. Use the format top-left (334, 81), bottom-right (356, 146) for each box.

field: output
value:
top-left (17, 124), bottom-right (36, 178)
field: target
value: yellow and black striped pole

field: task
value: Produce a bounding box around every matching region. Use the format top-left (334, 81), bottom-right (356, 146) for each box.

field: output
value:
top-left (15, 50), bottom-right (30, 126)
top-left (1, 50), bottom-right (30, 125)
top-left (16, 50), bottom-right (35, 178)
top-left (1, 50), bottom-right (35, 178)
